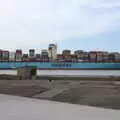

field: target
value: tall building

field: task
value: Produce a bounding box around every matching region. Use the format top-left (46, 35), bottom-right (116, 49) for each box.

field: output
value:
top-left (48, 44), bottom-right (57, 60)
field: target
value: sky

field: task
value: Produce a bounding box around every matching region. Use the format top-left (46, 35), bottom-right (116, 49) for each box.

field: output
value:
top-left (0, 0), bottom-right (120, 53)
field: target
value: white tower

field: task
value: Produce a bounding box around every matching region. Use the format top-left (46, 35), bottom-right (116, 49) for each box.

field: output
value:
top-left (48, 44), bottom-right (57, 60)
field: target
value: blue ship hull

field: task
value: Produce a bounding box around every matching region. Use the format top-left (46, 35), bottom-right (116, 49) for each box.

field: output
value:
top-left (0, 62), bottom-right (120, 70)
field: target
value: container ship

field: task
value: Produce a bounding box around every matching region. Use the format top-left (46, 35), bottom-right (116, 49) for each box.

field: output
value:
top-left (0, 61), bottom-right (120, 70)
top-left (0, 44), bottom-right (120, 70)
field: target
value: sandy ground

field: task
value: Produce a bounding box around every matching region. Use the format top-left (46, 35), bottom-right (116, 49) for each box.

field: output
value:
top-left (0, 80), bottom-right (120, 109)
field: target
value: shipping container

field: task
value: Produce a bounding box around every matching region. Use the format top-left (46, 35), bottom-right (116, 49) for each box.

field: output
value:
top-left (22, 54), bottom-right (29, 61)
top-left (71, 54), bottom-right (77, 61)
top-left (0, 50), bottom-right (3, 61)
top-left (89, 51), bottom-right (97, 62)
top-left (96, 52), bottom-right (103, 62)
top-left (62, 50), bottom-right (71, 60)
top-left (103, 52), bottom-right (109, 62)
top-left (74, 50), bottom-right (84, 60)
top-left (29, 49), bottom-right (35, 58)
top-left (9, 52), bottom-right (15, 61)
top-left (83, 52), bottom-right (89, 61)
top-left (108, 53), bottom-right (115, 62)
top-left (41, 49), bottom-right (49, 60)
top-left (36, 54), bottom-right (41, 61)
top-left (113, 52), bottom-right (120, 62)
top-left (56, 54), bottom-right (63, 61)
top-left (2, 51), bottom-right (9, 61)
top-left (15, 49), bottom-right (22, 61)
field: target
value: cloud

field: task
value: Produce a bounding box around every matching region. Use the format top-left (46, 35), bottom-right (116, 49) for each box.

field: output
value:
top-left (0, 0), bottom-right (17, 18)
top-left (0, 0), bottom-right (120, 50)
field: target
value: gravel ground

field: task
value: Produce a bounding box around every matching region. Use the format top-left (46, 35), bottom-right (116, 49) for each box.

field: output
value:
top-left (0, 80), bottom-right (120, 110)
top-left (0, 84), bottom-right (48, 97)
top-left (52, 84), bottom-right (120, 109)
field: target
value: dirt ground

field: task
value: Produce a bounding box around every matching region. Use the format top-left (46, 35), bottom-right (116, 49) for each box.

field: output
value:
top-left (52, 82), bottom-right (120, 109)
top-left (0, 80), bottom-right (120, 110)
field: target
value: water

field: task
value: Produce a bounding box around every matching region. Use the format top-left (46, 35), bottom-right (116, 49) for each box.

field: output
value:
top-left (0, 70), bottom-right (120, 77)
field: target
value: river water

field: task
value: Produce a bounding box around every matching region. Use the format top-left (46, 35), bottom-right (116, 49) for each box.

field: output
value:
top-left (0, 70), bottom-right (120, 77)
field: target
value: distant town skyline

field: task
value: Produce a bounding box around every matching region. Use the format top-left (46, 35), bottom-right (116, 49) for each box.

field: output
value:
top-left (0, 0), bottom-right (120, 52)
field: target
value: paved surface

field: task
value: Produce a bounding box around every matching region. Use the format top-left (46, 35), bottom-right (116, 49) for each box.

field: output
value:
top-left (1, 94), bottom-right (120, 120)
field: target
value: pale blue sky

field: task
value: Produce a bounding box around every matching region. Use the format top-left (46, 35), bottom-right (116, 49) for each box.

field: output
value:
top-left (0, 0), bottom-right (120, 53)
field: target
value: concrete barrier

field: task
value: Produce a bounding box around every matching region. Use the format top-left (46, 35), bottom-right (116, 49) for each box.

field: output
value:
top-left (17, 66), bottom-right (37, 80)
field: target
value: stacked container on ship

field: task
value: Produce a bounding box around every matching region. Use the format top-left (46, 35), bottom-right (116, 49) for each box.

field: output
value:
top-left (74, 50), bottom-right (84, 62)
top-left (9, 52), bottom-right (15, 61)
top-left (89, 51), bottom-right (97, 62)
top-left (102, 52), bottom-right (109, 62)
top-left (0, 50), bottom-right (3, 61)
top-left (29, 49), bottom-right (35, 61)
top-left (2, 51), bottom-right (9, 61)
top-left (22, 54), bottom-right (29, 61)
top-left (41, 49), bottom-right (49, 62)
top-left (36, 54), bottom-right (41, 61)
top-left (112, 52), bottom-right (120, 62)
top-left (96, 52), bottom-right (103, 62)
top-left (15, 50), bottom-right (22, 61)
top-left (62, 50), bottom-right (71, 61)
top-left (0, 43), bottom-right (120, 70)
